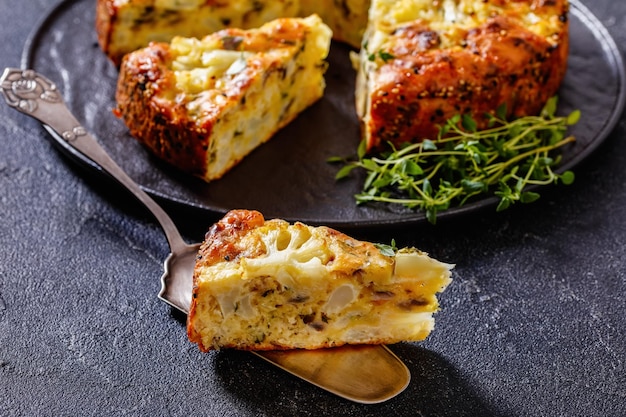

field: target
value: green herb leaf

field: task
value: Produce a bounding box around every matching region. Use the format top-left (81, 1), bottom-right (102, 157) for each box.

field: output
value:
top-left (560, 170), bottom-right (575, 185)
top-left (567, 109), bottom-right (581, 125)
top-left (520, 191), bottom-right (541, 204)
top-left (378, 50), bottom-right (395, 62)
top-left (462, 114), bottom-right (477, 132)
top-left (422, 178), bottom-right (433, 195)
top-left (496, 102), bottom-right (508, 120)
top-left (426, 208), bottom-right (438, 225)
top-left (326, 156), bottom-right (345, 163)
top-left (374, 239), bottom-right (397, 256)
top-left (402, 160), bottom-right (423, 176)
top-left (542, 96), bottom-right (558, 118)
top-left (422, 139), bottom-right (437, 151)
top-left (357, 139), bottom-right (367, 160)
top-left (496, 198), bottom-right (511, 212)
top-left (335, 164), bottom-right (357, 180)
top-left (461, 179), bottom-right (486, 193)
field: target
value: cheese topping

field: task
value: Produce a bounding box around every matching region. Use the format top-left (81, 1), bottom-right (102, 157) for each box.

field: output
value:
top-left (367, 0), bottom-right (565, 54)
top-left (162, 15), bottom-right (331, 126)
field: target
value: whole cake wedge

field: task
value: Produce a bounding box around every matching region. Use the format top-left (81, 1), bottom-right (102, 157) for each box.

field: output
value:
top-left (187, 210), bottom-right (453, 351)
top-left (356, 0), bottom-right (570, 150)
top-left (115, 15), bottom-right (332, 182)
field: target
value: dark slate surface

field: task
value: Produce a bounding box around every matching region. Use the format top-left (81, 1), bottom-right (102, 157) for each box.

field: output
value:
top-left (1, 1), bottom-right (625, 416)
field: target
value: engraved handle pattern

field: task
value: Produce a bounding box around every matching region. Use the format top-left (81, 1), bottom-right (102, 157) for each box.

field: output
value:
top-left (1, 68), bottom-right (87, 144)
top-left (0, 67), bottom-right (188, 253)
top-left (1, 68), bottom-right (60, 112)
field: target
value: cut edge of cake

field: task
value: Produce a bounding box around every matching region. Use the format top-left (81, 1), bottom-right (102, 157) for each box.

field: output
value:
top-left (115, 14), bottom-right (332, 182)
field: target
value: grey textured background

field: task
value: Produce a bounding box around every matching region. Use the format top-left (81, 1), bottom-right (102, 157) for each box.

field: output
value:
top-left (1, 1), bottom-right (625, 416)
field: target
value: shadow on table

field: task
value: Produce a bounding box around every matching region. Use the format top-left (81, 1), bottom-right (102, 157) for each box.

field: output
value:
top-left (211, 343), bottom-right (503, 417)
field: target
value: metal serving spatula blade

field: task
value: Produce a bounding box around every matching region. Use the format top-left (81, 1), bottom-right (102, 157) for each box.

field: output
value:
top-left (1, 67), bottom-right (410, 403)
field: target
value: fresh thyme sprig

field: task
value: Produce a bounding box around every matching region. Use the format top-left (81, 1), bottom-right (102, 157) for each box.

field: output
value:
top-left (374, 239), bottom-right (397, 256)
top-left (330, 97), bottom-right (580, 224)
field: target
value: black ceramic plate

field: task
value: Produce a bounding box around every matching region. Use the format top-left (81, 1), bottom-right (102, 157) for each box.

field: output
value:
top-left (23, 0), bottom-right (625, 229)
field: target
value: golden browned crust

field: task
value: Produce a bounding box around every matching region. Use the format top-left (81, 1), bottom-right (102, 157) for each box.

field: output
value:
top-left (191, 210), bottom-right (381, 280)
top-left (115, 42), bottom-right (211, 178)
top-left (362, 0), bottom-right (570, 150)
top-left (95, 0), bottom-right (114, 62)
top-left (187, 210), bottom-right (265, 350)
top-left (195, 209), bottom-right (267, 271)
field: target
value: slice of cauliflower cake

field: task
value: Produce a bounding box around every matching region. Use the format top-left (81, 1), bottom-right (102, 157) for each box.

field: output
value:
top-left (187, 209), bottom-right (453, 351)
top-left (115, 15), bottom-right (332, 182)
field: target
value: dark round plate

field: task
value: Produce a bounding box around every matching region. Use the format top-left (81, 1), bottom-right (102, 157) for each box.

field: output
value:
top-left (23, 0), bottom-right (626, 229)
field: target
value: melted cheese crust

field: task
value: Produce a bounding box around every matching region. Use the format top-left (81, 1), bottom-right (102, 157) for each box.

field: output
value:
top-left (367, 0), bottom-right (566, 51)
top-left (187, 210), bottom-right (453, 351)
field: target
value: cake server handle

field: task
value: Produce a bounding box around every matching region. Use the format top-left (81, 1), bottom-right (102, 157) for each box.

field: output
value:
top-left (0, 68), bottom-right (189, 253)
